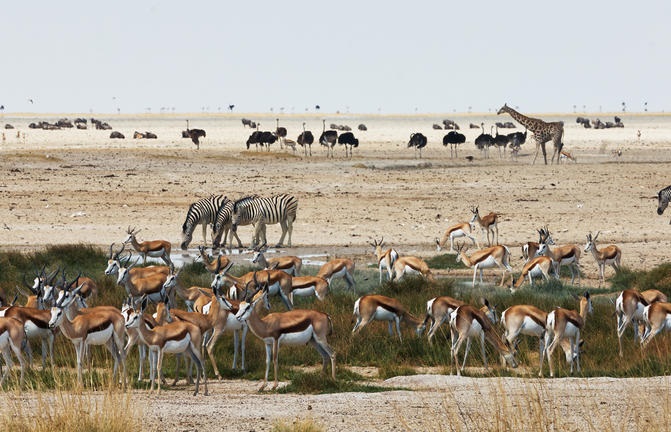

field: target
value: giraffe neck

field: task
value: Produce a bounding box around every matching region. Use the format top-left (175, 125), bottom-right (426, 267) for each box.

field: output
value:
top-left (501, 106), bottom-right (543, 131)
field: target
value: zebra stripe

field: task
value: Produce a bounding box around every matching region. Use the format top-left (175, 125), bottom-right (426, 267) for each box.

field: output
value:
top-left (232, 194), bottom-right (298, 247)
top-left (181, 195), bottom-right (229, 249)
top-left (211, 198), bottom-right (243, 249)
top-left (658, 185), bottom-right (671, 216)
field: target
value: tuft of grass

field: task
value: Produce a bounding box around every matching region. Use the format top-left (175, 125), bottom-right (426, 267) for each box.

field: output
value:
top-left (272, 418), bottom-right (324, 432)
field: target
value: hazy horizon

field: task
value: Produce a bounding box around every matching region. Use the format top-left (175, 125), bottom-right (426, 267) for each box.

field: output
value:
top-left (3, 1), bottom-right (670, 115)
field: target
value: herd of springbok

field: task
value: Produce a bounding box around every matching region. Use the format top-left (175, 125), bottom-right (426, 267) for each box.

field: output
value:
top-left (1, 198), bottom-right (670, 394)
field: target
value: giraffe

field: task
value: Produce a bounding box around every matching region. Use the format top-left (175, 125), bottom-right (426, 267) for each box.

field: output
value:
top-left (497, 104), bottom-right (564, 165)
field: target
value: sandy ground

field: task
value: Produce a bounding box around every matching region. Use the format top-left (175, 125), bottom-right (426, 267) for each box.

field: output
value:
top-left (2, 112), bottom-right (671, 430)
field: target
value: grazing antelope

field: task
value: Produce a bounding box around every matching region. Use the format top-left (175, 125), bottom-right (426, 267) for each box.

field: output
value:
top-left (435, 222), bottom-right (479, 253)
top-left (48, 285), bottom-right (127, 385)
top-left (521, 227), bottom-right (554, 263)
top-left (417, 297), bottom-right (500, 345)
top-left (470, 206), bottom-right (499, 246)
top-left (391, 255), bottom-right (434, 282)
top-left (117, 259), bottom-right (172, 305)
top-left (545, 292), bottom-right (592, 377)
top-left (450, 303), bottom-right (517, 376)
top-left (316, 258), bottom-right (356, 292)
top-left (584, 231), bottom-right (622, 286)
top-left (0, 317), bottom-right (26, 387)
top-left (124, 296), bottom-right (208, 395)
top-left (104, 243), bottom-right (170, 278)
top-left (162, 268), bottom-right (212, 312)
top-left (538, 235), bottom-right (582, 286)
top-left (501, 304), bottom-right (549, 375)
top-left (197, 246), bottom-right (231, 274)
top-left (235, 279), bottom-right (336, 391)
top-left (455, 244), bottom-right (513, 288)
top-left (123, 226), bottom-right (173, 266)
top-left (370, 238), bottom-right (399, 283)
top-left (289, 276), bottom-right (330, 303)
top-left (210, 263), bottom-right (294, 310)
top-left (511, 255), bottom-right (555, 290)
top-left (614, 289), bottom-right (667, 357)
top-left (352, 295), bottom-right (421, 342)
top-left (251, 244), bottom-right (302, 276)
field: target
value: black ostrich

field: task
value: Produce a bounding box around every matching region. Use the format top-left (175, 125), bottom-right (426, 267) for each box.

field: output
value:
top-left (297, 122), bottom-right (314, 157)
top-left (259, 131), bottom-right (277, 151)
top-left (337, 132), bottom-right (359, 158)
top-left (408, 133), bottom-right (428, 158)
top-left (443, 130), bottom-right (466, 158)
top-left (493, 125), bottom-right (510, 158)
top-left (507, 128), bottom-right (527, 159)
top-left (246, 130), bottom-right (262, 150)
top-left (275, 118), bottom-right (288, 149)
top-left (474, 123), bottom-right (494, 158)
top-left (184, 120), bottom-right (206, 150)
top-left (358, 124), bottom-right (367, 131)
top-left (319, 119), bottom-right (338, 158)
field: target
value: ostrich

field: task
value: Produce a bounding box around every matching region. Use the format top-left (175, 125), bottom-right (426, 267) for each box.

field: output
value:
top-left (337, 132), bottom-right (359, 158)
top-left (275, 118), bottom-right (288, 149)
top-left (443, 130), bottom-right (466, 158)
top-left (358, 124), bottom-right (367, 131)
top-left (408, 133), bottom-right (428, 158)
top-left (319, 120), bottom-right (338, 158)
top-left (259, 131), bottom-right (277, 151)
top-left (474, 123), bottom-right (494, 158)
top-left (493, 125), bottom-right (510, 158)
top-left (246, 130), bottom-right (262, 150)
top-left (297, 122), bottom-right (315, 156)
top-left (185, 120), bottom-right (206, 150)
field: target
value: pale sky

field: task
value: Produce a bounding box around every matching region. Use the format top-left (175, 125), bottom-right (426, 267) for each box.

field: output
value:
top-left (3, 0), bottom-right (670, 114)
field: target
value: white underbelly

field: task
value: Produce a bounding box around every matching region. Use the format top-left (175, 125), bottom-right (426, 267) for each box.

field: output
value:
top-left (373, 307), bottom-right (397, 322)
top-left (563, 322), bottom-right (580, 338)
top-left (146, 250), bottom-right (166, 258)
top-left (163, 335), bottom-right (191, 353)
top-left (520, 316), bottom-right (545, 336)
top-left (225, 315), bottom-right (244, 331)
top-left (266, 281), bottom-right (281, 295)
top-left (466, 319), bottom-right (483, 337)
top-left (528, 266), bottom-right (544, 277)
top-left (559, 257), bottom-right (575, 266)
top-left (402, 266), bottom-right (420, 276)
top-left (331, 267), bottom-right (347, 279)
top-left (85, 325), bottom-right (114, 345)
top-left (477, 256), bottom-right (499, 269)
top-left (24, 321), bottom-right (48, 338)
top-left (451, 229), bottom-right (467, 238)
top-left (277, 325), bottom-right (313, 345)
top-left (292, 287), bottom-right (316, 297)
top-left (0, 333), bottom-right (9, 349)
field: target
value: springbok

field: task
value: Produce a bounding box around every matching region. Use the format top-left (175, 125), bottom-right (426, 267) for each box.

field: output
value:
top-left (48, 285), bottom-right (127, 385)
top-left (538, 232), bottom-right (582, 285)
top-left (521, 227), bottom-right (554, 263)
top-left (0, 317), bottom-right (26, 387)
top-left (584, 231), bottom-right (621, 286)
top-left (417, 296), bottom-right (465, 343)
top-left (391, 255), bottom-right (434, 282)
top-left (1, 305), bottom-right (55, 369)
top-left (104, 243), bottom-right (170, 279)
top-left (117, 259), bottom-right (172, 305)
top-left (289, 276), bottom-right (330, 303)
top-left (511, 255), bottom-right (555, 291)
top-left (123, 226), bottom-right (173, 266)
top-left (641, 300), bottom-right (671, 348)
top-left (614, 289), bottom-right (667, 356)
top-left (316, 258), bottom-right (356, 292)
top-left (450, 303), bottom-right (517, 376)
top-left (545, 292), bottom-right (592, 377)
top-left (124, 295), bottom-right (208, 395)
top-left (370, 238), bottom-right (399, 283)
top-left (197, 246), bottom-right (231, 274)
top-left (470, 206), bottom-right (499, 246)
top-left (435, 222), bottom-right (479, 253)
top-left (210, 263), bottom-right (294, 310)
top-left (455, 244), bottom-right (513, 288)
top-left (352, 294), bottom-right (421, 342)
top-left (162, 268), bottom-right (212, 312)
top-left (235, 278), bottom-right (336, 391)
top-left (251, 244), bottom-right (302, 276)
top-left (501, 304), bottom-right (548, 375)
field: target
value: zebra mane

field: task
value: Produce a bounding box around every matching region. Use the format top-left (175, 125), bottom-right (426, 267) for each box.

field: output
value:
top-left (233, 195), bottom-right (259, 212)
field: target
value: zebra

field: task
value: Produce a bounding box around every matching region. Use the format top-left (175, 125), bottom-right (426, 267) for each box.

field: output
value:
top-left (231, 194), bottom-right (298, 248)
top-left (211, 197), bottom-right (244, 250)
top-left (657, 185), bottom-right (671, 223)
top-left (180, 195), bottom-right (230, 250)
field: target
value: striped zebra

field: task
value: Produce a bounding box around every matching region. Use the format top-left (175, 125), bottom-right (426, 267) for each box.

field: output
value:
top-left (658, 185), bottom-right (671, 222)
top-left (180, 195), bottom-right (230, 250)
top-left (211, 198), bottom-right (243, 250)
top-left (231, 194), bottom-right (298, 248)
